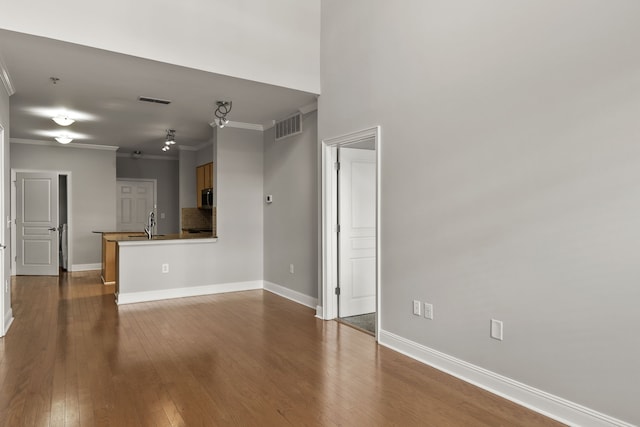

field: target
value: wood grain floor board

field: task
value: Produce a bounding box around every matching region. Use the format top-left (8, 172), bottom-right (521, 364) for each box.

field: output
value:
top-left (0, 271), bottom-right (564, 427)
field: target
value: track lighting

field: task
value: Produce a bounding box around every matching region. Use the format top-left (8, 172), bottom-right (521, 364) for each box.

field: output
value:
top-left (214, 101), bottom-right (232, 128)
top-left (162, 129), bottom-right (176, 152)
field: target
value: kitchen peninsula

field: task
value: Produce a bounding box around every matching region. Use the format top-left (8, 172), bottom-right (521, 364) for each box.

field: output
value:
top-left (102, 232), bottom-right (225, 305)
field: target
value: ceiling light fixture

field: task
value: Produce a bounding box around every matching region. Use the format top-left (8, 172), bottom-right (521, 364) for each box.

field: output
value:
top-left (52, 115), bottom-right (75, 126)
top-left (214, 101), bottom-right (232, 128)
top-left (55, 135), bottom-right (73, 144)
top-left (162, 129), bottom-right (177, 152)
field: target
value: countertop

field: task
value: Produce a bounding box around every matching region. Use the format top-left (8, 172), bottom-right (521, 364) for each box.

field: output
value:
top-left (106, 232), bottom-right (214, 242)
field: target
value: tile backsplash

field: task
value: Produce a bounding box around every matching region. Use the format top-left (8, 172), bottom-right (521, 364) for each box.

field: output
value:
top-left (182, 207), bottom-right (216, 235)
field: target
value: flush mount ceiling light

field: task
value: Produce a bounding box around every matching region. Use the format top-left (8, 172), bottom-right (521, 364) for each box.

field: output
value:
top-left (55, 135), bottom-right (73, 144)
top-left (162, 129), bottom-right (177, 152)
top-left (214, 101), bottom-right (232, 128)
top-left (52, 115), bottom-right (75, 126)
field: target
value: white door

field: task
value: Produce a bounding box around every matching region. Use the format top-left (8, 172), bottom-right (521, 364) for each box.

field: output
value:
top-left (116, 180), bottom-right (155, 231)
top-left (338, 147), bottom-right (376, 317)
top-left (16, 172), bottom-right (59, 276)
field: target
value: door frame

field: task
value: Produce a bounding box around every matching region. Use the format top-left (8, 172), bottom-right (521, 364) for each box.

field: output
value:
top-left (320, 126), bottom-right (381, 339)
top-left (11, 169), bottom-right (73, 274)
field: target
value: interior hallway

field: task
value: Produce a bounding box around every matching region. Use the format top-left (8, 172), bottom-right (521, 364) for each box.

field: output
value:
top-left (0, 272), bottom-right (563, 426)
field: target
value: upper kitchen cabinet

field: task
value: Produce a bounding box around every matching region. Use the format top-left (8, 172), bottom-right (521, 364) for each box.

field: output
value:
top-left (196, 162), bottom-right (214, 208)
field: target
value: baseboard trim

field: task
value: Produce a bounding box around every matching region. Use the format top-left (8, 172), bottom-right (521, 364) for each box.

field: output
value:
top-left (263, 281), bottom-right (318, 309)
top-left (2, 308), bottom-right (14, 337)
top-left (116, 280), bottom-right (263, 305)
top-left (70, 263), bottom-right (101, 272)
top-left (379, 330), bottom-right (633, 427)
top-left (315, 305), bottom-right (323, 319)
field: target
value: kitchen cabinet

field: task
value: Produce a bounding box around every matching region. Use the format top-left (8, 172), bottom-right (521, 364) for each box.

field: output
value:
top-left (196, 162), bottom-right (214, 208)
top-left (100, 231), bottom-right (145, 284)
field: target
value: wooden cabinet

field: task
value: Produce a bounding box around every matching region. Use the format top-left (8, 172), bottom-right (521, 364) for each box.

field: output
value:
top-left (101, 232), bottom-right (145, 284)
top-left (196, 162), bottom-right (214, 208)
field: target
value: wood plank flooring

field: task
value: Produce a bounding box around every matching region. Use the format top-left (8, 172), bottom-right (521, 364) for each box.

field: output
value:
top-left (0, 271), bottom-right (564, 426)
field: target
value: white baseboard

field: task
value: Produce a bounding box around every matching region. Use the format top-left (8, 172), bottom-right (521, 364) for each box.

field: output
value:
top-left (263, 281), bottom-right (318, 309)
top-left (70, 263), bottom-right (101, 272)
top-left (379, 330), bottom-right (633, 427)
top-left (2, 308), bottom-right (14, 337)
top-left (116, 280), bottom-right (263, 305)
top-left (315, 305), bottom-right (323, 318)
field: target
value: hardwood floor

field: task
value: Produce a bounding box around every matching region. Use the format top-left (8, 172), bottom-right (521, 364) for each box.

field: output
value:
top-left (0, 272), bottom-right (563, 426)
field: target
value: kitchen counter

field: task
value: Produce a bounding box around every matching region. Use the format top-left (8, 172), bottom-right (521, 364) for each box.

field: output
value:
top-left (106, 232), bottom-right (215, 242)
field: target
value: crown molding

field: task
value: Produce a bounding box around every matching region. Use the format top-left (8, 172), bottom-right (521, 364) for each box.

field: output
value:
top-left (298, 101), bottom-right (318, 115)
top-left (209, 120), bottom-right (264, 131)
top-left (0, 52), bottom-right (15, 96)
top-left (11, 138), bottom-right (119, 151)
top-left (116, 152), bottom-right (178, 161)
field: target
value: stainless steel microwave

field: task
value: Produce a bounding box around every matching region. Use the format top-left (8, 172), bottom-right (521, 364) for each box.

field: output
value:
top-left (201, 188), bottom-right (213, 209)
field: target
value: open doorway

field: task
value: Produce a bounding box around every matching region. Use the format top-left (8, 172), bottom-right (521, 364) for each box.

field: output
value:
top-left (321, 127), bottom-right (381, 339)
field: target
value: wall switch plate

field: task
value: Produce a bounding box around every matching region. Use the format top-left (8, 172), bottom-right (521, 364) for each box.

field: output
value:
top-left (412, 300), bottom-right (422, 316)
top-left (491, 319), bottom-right (504, 340)
top-left (162, 263), bottom-right (169, 273)
top-left (424, 303), bottom-right (433, 320)
top-left (289, 264), bottom-right (294, 274)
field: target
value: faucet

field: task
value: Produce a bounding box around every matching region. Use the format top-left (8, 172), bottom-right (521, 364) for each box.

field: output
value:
top-left (144, 211), bottom-right (156, 239)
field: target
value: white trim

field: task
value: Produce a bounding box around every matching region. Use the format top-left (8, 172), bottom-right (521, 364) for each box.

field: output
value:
top-left (116, 152), bottom-right (178, 161)
top-left (263, 281), bottom-right (318, 309)
top-left (0, 53), bottom-right (15, 96)
top-left (379, 330), bottom-right (633, 427)
top-left (320, 126), bottom-right (382, 341)
top-left (298, 101), bottom-right (318, 115)
top-left (11, 138), bottom-right (119, 151)
top-left (116, 280), bottom-right (263, 305)
top-left (2, 309), bottom-right (14, 337)
top-left (70, 263), bottom-right (101, 272)
top-left (315, 305), bottom-right (323, 318)
top-left (209, 120), bottom-right (264, 131)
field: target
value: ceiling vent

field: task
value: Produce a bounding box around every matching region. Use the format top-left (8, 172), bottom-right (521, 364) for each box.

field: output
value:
top-left (138, 96), bottom-right (171, 105)
top-left (275, 113), bottom-right (302, 141)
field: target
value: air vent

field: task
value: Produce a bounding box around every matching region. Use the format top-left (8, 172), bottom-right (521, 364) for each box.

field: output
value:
top-left (138, 96), bottom-right (171, 105)
top-left (275, 113), bottom-right (302, 141)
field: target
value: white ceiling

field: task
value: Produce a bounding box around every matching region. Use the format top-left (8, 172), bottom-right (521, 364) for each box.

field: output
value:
top-left (0, 29), bottom-right (317, 155)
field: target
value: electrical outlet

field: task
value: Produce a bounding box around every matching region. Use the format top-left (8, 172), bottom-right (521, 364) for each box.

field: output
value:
top-left (412, 300), bottom-right (422, 316)
top-left (424, 302), bottom-right (433, 320)
top-left (162, 263), bottom-right (169, 273)
top-left (289, 264), bottom-right (294, 274)
top-left (490, 319), bottom-right (504, 341)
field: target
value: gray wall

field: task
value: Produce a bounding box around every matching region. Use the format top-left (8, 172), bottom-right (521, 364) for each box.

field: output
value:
top-left (118, 127), bottom-right (263, 290)
top-left (320, 1), bottom-right (640, 425)
top-left (116, 156), bottom-right (179, 235)
top-left (179, 149), bottom-right (197, 214)
top-left (1, 84), bottom-right (11, 331)
top-left (263, 111), bottom-right (318, 298)
top-left (10, 142), bottom-right (116, 267)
